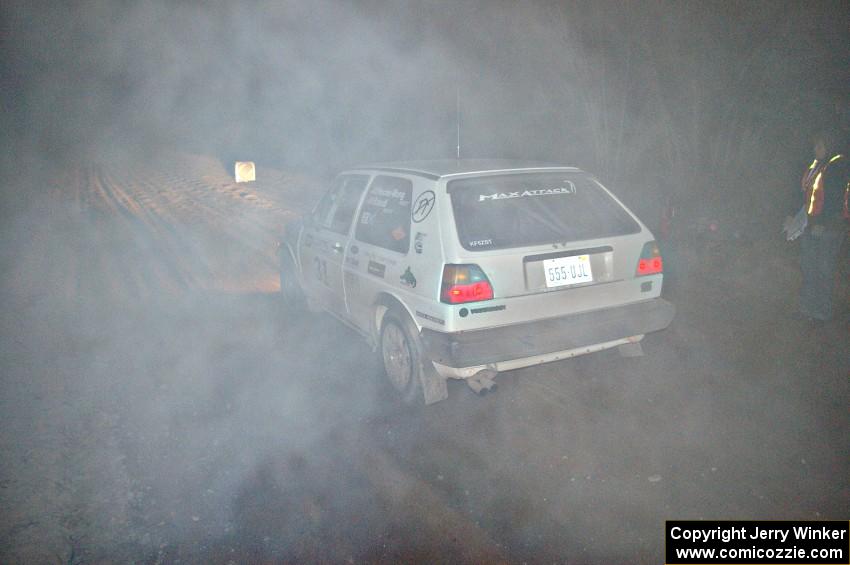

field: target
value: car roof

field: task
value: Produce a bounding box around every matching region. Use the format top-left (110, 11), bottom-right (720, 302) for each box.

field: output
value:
top-left (346, 159), bottom-right (582, 180)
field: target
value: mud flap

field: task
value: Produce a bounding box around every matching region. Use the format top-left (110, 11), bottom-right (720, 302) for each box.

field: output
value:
top-left (420, 362), bottom-right (448, 405)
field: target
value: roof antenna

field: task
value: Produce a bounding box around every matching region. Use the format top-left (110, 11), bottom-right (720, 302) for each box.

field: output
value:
top-left (456, 87), bottom-right (461, 161)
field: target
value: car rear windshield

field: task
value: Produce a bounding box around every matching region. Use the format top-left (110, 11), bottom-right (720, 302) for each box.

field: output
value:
top-left (449, 173), bottom-right (641, 251)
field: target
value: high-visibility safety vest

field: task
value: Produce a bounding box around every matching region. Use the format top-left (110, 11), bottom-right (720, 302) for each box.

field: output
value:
top-left (801, 153), bottom-right (850, 218)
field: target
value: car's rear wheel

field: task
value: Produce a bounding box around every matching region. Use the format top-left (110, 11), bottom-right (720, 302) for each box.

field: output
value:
top-left (380, 310), bottom-right (425, 405)
top-left (279, 249), bottom-right (305, 311)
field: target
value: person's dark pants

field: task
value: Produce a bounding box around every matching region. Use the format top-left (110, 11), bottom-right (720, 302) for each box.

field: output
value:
top-left (799, 226), bottom-right (845, 320)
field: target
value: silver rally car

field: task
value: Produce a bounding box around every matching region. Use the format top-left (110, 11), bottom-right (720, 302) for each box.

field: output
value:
top-left (279, 160), bottom-right (675, 405)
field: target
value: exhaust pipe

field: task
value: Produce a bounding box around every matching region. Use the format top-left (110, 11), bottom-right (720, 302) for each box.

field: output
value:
top-left (467, 369), bottom-right (498, 396)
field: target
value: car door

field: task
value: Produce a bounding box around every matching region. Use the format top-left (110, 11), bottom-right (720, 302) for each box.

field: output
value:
top-left (345, 175), bottom-right (414, 332)
top-left (299, 174), bottom-right (370, 318)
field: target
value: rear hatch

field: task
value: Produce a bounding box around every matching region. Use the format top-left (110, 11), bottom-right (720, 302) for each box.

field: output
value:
top-left (447, 171), bottom-right (649, 310)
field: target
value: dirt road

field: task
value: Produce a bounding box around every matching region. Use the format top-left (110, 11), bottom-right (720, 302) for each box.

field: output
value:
top-left (1, 155), bottom-right (847, 563)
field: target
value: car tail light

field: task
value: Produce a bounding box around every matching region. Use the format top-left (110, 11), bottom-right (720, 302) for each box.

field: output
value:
top-left (636, 241), bottom-right (663, 276)
top-left (440, 264), bottom-right (494, 304)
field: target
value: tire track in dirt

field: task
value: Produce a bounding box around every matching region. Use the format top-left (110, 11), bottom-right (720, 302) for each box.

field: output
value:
top-left (135, 169), bottom-right (270, 289)
top-left (120, 166), bottom-right (220, 290)
top-left (145, 171), bottom-right (276, 258)
top-left (125, 159), bottom-right (311, 293)
top-left (72, 155), bottom-right (318, 296)
top-left (97, 165), bottom-right (198, 293)
top-left (88, 164), bottom-right (168, 300)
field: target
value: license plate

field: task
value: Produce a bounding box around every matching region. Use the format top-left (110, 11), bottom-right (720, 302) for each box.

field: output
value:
top-left (543, 255), bottom-right (593, 288)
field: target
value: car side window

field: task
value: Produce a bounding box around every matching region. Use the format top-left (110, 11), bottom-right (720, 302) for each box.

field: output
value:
top-left (329, 175), bottom-right (370, 235)
top-left (312, 175), bottom-right (369, 233)
top-left (355, 175), bottom-right (413, 254)
top-left (312, 179), bottom-right (342, 228)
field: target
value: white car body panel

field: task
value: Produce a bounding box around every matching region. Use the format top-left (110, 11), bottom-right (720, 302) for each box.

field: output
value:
top-left (283, 160), bottom-right (673, 384)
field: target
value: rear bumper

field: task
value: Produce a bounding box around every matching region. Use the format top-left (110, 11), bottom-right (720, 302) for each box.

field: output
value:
top-left (420, 298), bottom-right (675, 369)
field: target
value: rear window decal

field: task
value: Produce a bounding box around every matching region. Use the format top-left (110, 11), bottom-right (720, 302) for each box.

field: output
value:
top-left (412, 191), bottom-right (436, 222)
top-left (478, 183), bottom-right (576, 202)
top-left (451, 173), bottom-right (640, 252)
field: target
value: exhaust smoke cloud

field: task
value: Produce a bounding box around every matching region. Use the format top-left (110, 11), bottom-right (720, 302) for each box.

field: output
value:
top-left (1, 1), bottom-right (848, 562)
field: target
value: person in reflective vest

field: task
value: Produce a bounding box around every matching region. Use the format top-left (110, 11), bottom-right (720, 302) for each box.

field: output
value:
top-left (802, 152), bottom-right (848, 218)
top-left (793, 130), bottom-right (850, 322)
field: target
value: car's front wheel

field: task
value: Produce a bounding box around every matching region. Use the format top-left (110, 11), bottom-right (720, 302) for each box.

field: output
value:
top-left (379, 310), bottom-right (425, 406)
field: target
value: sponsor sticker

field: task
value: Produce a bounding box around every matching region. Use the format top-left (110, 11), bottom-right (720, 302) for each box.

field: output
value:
top-left (366, 252), bottom-right (396, 266)
top-left (367, 261), bottom-right (386, 278)
top-left (470, 305), bottom-right (506, 314)
top-left (414, 232), bottom-right (426, 254)
top-left (412, 191), bottom-right (436, 223)
top-left (415, 311), bottom-right (445, 325)
top-left (478, 183), bottom-right (576, 202)
top-left (400, 266), bottom-right (417, 288)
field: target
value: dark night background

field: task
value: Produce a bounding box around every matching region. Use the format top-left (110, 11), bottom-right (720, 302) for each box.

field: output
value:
top-left (3, 1), bottom-right (848, 191)
top-left (0, 1), bottom-right (848, 563)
